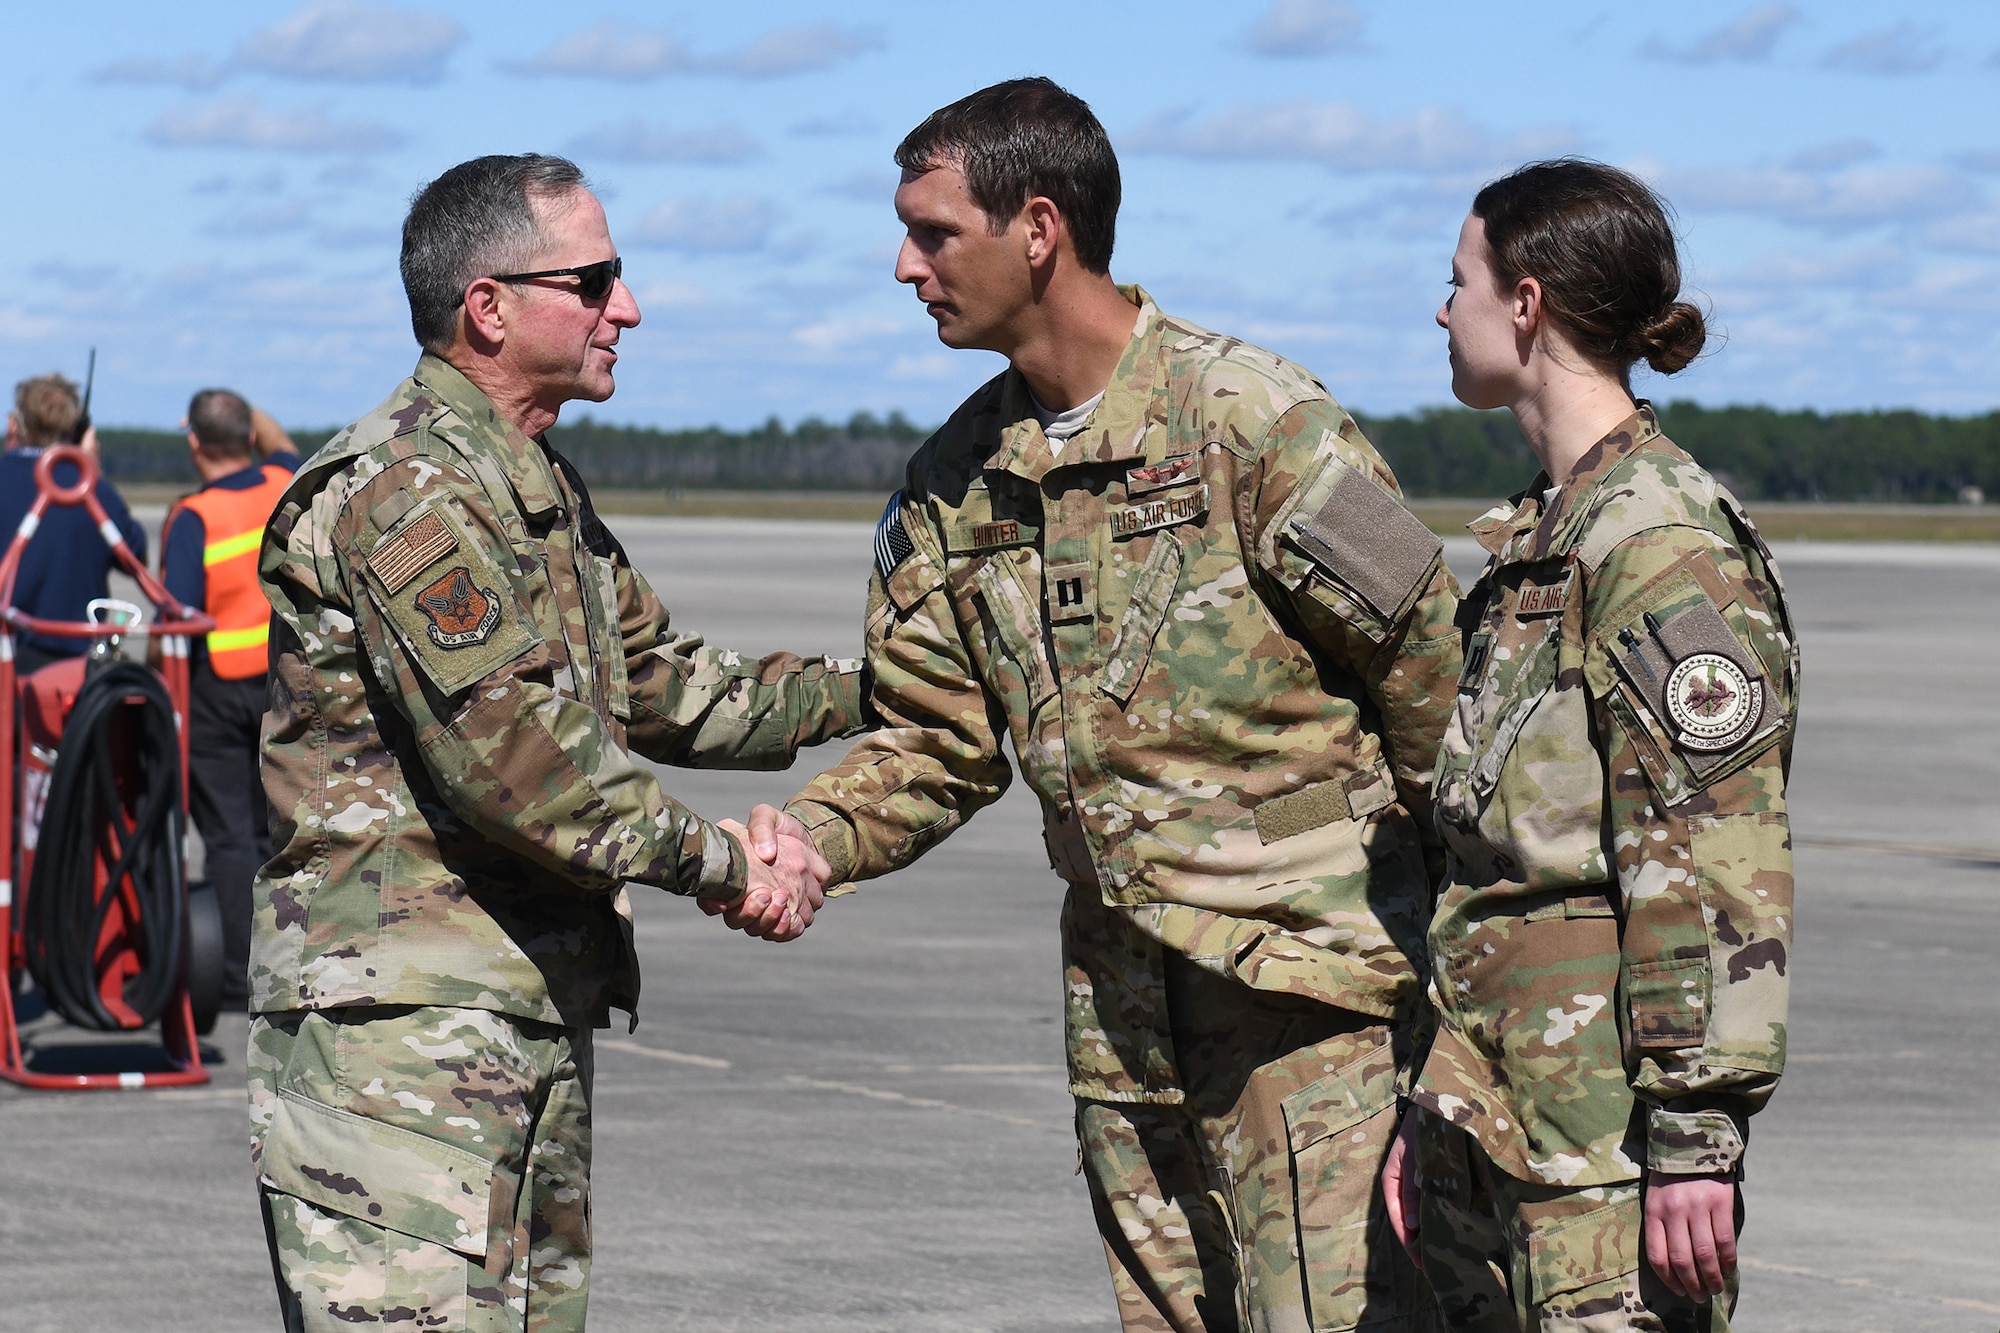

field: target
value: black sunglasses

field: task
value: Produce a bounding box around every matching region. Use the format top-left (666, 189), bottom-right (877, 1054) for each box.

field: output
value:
top-left (489, 256), bottom-right (623, 301)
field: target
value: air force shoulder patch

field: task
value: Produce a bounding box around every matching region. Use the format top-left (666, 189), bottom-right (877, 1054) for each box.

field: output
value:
top-left (416, 566), bottom-right (502, 649)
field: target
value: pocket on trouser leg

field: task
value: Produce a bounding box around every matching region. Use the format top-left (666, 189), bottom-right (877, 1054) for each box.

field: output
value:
top-left (264, 1187), bottom-right (471, 1333)
top-left (1516, 1188), bottom-right (1661, 1333)
top-left (1279, 1041), bottom-right (1436, 1332)
top-left (258, 1084), bottom-right (525, 1332)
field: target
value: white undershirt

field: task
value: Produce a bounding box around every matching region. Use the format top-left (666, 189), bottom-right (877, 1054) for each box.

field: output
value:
top-left (1029, 389), bottom-right (1105, 457)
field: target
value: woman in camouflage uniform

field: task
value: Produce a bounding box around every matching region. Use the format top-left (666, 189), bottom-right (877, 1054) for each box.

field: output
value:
top-left (1382, 160), bottom-right (1800, 1331)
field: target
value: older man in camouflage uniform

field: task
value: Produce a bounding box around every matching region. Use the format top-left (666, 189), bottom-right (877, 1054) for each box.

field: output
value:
top-left (1396, 406), bottom-right (1799, 1330)
top-left (745, 80), bottom-right (1459, 1332)
top-left (248, 154), bottom-right (864, 1332)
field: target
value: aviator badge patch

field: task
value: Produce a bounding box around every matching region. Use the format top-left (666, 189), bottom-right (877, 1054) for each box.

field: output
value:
top-left (415, 566), bottom-right (502, 649)
top-left (1664, 652), bottom-right (1763, 752)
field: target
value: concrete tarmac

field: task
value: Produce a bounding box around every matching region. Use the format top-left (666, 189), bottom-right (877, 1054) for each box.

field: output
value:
top-left (3, 516), bottom-right (1996, 1331)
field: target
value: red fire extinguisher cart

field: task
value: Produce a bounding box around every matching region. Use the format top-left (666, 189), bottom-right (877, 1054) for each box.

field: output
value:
top-left (1, 442), bottom-right (224, 1089)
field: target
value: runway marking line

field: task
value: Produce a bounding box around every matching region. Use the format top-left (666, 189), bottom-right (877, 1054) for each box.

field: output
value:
top-left (1739, 1257), bottom-right (2000, 1315)
top-left (783, 1074), bottom-right (1068, 1134)
top-left (1795, 833), bottom-right (2000, 864)
top-left (598, 1038), bottom-right (731, 1069)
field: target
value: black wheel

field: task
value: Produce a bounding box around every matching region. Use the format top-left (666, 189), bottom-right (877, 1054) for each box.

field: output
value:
top-left (184, 880), bottom-right (225, 1036)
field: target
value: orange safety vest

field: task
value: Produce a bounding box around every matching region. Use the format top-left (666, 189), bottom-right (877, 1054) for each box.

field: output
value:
top-left (164, 462), bottom-right (291, 679)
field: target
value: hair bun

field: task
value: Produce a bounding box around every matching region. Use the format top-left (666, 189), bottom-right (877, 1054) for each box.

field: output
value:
top-left (1630, 301), bottom-right (1706, 375)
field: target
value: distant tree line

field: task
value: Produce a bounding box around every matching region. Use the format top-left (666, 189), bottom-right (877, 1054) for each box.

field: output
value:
top-left (92, 402), bottom-right (1997, 503)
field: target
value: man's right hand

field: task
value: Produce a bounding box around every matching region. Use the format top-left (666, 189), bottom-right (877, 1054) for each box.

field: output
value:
top-left (746, 803), bottom-right (815, 864)
top-left (705, 818), bottom-right (828, 942)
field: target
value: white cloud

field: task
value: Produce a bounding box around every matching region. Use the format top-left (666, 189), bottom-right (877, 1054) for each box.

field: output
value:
top-left (793, 314), bottom-right (904, 354)
top-left (628, 281), bottom-right (709, 310)
top-left (1719, 246), bottom-right (1905, 294)
top-left (31, 261), bottom-right (123, 292)
top-left (1642, 4), bottom-right (1798, 64)
top-left (190, 169), bottom-right (289, 196)
top-left (1822, 23), bottom-right (1944, 76)
top-left (1125, 101), bottom-right (1567, 173)
top-left (506, 21), bottom-right (877, 81)
top-left (504, 21), bottom-right (690, 80)
top-left (567, 120), bottom-right (761, 165)
top-left (887, 352), bottom-right (957, 381)
top-left (1666, 163), bottom-right (1978, 231)
top-left (1786, 139), bottom-right (1878, 172)
top-left (706, 24), bottom-right (882, 78)
top-left (1243, 0), bottom-right (1366, 58)
top-left (819, 170), bottom-right (898, 203)
top-left (791, 109), bottom-right (875, 138)
top-left (91, 54), bottom-right (227, 90)
top-left (145, 97), bottom-right (405, 154)
top-left (1926, 210), bottom-right (2000, 255)
top-left (205, 201), bottom-right (315, 237)
top-left (1872, 262), bottom-right (2000, 312)
top-left (234, 1), bottom-right (464, 84)
top-left (627, 196), bottom-right (779, 252)
top-left (311, 223), bottom-right (395, 250)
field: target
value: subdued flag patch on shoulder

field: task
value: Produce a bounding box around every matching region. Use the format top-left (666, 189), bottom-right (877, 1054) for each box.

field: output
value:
top-left (369, 509), bottom-right (458, 593)
top-left (874, 491), bottom-right (914, 583)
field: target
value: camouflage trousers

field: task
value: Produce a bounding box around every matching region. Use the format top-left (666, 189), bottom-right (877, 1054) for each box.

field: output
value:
top-left (1078, 954), bottom-right (1436, 1333)
top-left (248, 1006), bottom-right (595, 1333)
top-left (1414, 1116), bottom-right (1737, 1332)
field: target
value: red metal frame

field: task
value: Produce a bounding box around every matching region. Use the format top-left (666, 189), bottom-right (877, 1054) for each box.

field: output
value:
top-left (1, 443), bottom-right (218, 1089)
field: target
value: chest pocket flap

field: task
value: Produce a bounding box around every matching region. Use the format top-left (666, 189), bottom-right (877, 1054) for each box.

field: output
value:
top-left (969, 554), bottom-right (1057, 707)
top-left (588, 554), bottom-right (630, 720)
top-left (1098, 537), bottom-right (1184, 705)
top-left (1467, 565), bottom-right (1576, 798)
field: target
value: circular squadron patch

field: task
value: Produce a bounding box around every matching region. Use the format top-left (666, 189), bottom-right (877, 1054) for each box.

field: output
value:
top-left (1664, 652), bottom-right (1762, 752)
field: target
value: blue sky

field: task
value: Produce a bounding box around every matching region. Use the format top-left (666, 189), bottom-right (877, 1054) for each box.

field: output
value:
top-left (4, 0), bottom-right (1996, 431)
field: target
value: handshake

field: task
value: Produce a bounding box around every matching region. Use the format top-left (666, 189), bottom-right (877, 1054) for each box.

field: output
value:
top-left (700, 804), bottom-right (833, 943)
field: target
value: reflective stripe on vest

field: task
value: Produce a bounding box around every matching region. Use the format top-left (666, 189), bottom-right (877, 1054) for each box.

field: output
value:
top-left (168, 462), bottom-right (291, 679)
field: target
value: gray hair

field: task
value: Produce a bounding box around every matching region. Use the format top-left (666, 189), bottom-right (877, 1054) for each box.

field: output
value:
top-left (400, 153), bottom-right (587, 352)
top-left (187, 387), bottom-right (253, 458)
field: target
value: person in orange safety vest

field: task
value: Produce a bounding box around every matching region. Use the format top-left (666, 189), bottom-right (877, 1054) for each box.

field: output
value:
top-left (159, 389), bottom-right (299, 1008)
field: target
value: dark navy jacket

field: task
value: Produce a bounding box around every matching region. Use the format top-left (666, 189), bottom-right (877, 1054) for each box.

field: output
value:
top-left (0, 449), bottom-right (148, 657)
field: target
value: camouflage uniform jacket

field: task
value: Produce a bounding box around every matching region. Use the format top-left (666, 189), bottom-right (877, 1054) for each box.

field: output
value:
top-left (1413, 405), bottom-right (1799, 1186)
top-left (253, 354), bottom-right (866, 1028)
top-left (788, 291), bottom-right (1462, 1103)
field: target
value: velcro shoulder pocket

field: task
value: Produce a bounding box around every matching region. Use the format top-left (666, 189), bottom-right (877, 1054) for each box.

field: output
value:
top-left (879, 497), bottom-right (948, 614)
top-left (1601, 577), bottom-right (1785, 801)
top-left (1278, 457), bottom-right (1441, 638)
top-left (359, 499), bottom-right (539, 695)
top-left (261, 1088), bottom-right (512, 1258)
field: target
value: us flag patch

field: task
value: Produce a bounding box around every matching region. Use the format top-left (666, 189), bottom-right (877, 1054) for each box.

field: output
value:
top-left (874, 491), bottom-right (914, 582)
top-left (370, 510), bottom-right (458, 593)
